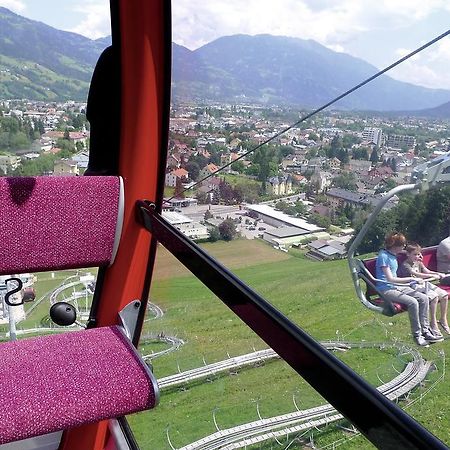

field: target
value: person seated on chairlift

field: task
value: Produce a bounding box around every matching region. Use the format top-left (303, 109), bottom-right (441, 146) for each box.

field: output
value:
top-left (398, 243), bottom-right (450, 336)
top-left (375, 232), bottom-right (443, 346)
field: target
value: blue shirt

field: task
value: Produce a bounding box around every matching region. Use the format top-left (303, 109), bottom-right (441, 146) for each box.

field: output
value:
top-left (376, 249), bottom-right (398, 292)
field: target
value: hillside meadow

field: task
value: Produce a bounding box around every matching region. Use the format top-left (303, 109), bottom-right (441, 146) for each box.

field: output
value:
top-left (126, 239), bottom-right (450, 449)
top-left (5, 239), bottom-right (448, 448)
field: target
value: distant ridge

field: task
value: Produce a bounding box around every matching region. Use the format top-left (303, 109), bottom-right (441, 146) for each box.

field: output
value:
top-left (412, 101), bottom-right (450, 118)
top-left (0, 7), bottom-right (105, 100)
top-left (172, 34), bottom-right (450, 111)
top-left (1, 7), bottom-right (450, 111)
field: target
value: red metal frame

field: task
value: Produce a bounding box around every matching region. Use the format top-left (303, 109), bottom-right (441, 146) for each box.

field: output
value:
top-left (60, 1), bottom-right (171, 449)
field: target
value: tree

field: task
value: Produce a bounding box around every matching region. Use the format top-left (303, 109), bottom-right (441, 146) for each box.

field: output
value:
top-left (9, 132), bottom-right (30, 150)
top-left (332, 172), bottom-right (357, 190)
top-left (189, 154), bottom-right (208, 170)
top-left (196, 191), bottom-right (210, 204)
top-left (234, 182), bottom-right (260, 203)
top-left (185, 161), bottom-right (200, 181)
top-left (348, 186), bottom-right (450, 254)
top-left (294, 201), bottom-right (308, 216)
top-left (369, 147), bottom-right (379, 163)
top-left (390, 158), bottom-right (397, 173)
top-left (352, 147), bottom-right (369, 160)
top-left (252, 145), bottom-right (278, 184)
top-left (173, 177), bottom-right (185, 199)
top-left (218, 179), bottom-right (235, 204)
top-left (56, 138), bottom-right (75, 154)
top-left (275, 201), bottom-right (289, 211)
top-left (204, 209), bottom-right (213, 220)
top-left (231, 160), bottom-right (245, 173)
top-left (337, 148), bottom-right (349, 164)
top-left (208, 227), bottom-right (220, 242)
top-left (310, 213), bottom-right (331, 229)
top-left (218, 219), bottom-right (237, 241)
top-left (342, 134), bottom-right (360, 149)
top-left (328, 135), bottom-right (342, 158)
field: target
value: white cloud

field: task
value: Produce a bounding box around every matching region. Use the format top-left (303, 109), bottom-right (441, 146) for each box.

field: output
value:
top-left (390, 41), bottom-right (450, 89)
top-left (69, 0), bottom-right (110, 39)
top-left (172, 0), bottom-right (449, 50)
top-left (0, 0), bottom-right (25, 13)
top-left (172, 0), bottom-right (450, 89)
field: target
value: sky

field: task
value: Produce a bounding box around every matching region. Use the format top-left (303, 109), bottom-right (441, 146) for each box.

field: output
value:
top-left (1, 0), bottom-right (450, 90)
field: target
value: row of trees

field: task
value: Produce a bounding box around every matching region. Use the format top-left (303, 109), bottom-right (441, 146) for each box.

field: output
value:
top-left (0, 116), bottom-right (44, 151)
top-left (350, 186), bottom-right (450, 254)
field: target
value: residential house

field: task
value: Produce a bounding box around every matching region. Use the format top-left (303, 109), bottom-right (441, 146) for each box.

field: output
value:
top-left (165, 168), bottom-right (189, 187)
top-left (368, 165), bottom-right (394, 180)
top-left (199, 163), bottom-right (219, 180)
top-left (229, 138), bottom-right (242, 149)
top-left (267, 175), bottom-right (293, 196)
top-left (0, 155), bottom-right (21, 174)
top-left (347, 159), bottom-right (372, 174)
top-left (71, 151), bottom-right (90, 172)
top-left (291, 173), bottom-right (308, 186)
top-left (327, 157), bottom-right (341, 171)
top-left (220, 152), bottom-right (239, 171)
top-left (305, 239), bottom-right (347, 261)
top-left (166, 154), bottom-right (181, 169)
top-left (310, 170), bottom-right (332, 193)
top-left (53, 159), bottom-right (79, 176)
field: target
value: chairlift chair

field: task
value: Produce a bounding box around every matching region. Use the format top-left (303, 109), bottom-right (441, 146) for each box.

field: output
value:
top-left (347, 152), bottom-right (450, 315)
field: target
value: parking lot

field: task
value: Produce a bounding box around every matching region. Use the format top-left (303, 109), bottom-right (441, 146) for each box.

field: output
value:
top-left (181, 204), bottom-right (275, 240)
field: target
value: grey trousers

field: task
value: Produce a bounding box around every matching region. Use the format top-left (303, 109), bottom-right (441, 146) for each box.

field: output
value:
top-left (383, 286), bottom-right (430, 337)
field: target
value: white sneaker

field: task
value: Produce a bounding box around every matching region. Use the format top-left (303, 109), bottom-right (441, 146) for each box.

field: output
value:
top-left (431, 328), bottom-right (444, 339)
top-left (423, 330), bottom-right (444, 343)
top-left (415, 335), bottom-right (430, 347)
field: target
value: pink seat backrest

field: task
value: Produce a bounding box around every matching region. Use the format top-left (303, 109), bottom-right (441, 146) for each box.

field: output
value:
top-left (0, 176), bottom-right (123, 275)
top-left (420, 247), bottom-right (437, 271)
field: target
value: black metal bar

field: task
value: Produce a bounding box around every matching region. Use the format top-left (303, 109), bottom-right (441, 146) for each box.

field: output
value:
top-left (139, 204), bottom-right (447, 450)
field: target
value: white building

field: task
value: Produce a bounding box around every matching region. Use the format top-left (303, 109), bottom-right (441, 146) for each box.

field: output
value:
top-left (0, 155), bottom-right (21, 175)
top-left (162, 211), bottom-right (209, 241)
top-left (362, 127), bottom-right (383, 146)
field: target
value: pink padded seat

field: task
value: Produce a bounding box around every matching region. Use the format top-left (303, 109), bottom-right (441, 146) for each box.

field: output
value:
top-left (0, 176), bottom-right (159, 445)
top-left (0, 176), bottom-right (123, 275)
top-left (0, 326), bottom-right (159, 444)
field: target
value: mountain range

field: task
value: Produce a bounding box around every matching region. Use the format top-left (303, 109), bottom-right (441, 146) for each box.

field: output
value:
top-left (1, 6), bottom-right (450, 114)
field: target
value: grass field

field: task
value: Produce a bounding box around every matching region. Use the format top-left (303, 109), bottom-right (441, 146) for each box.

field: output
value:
top-left (123, 239), bottom-right (450, 449)
top-left (11, 239), bottom-right (450, 448)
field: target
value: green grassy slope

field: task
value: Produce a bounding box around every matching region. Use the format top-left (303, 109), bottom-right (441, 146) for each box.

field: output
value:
top-left (125, 240), bottom-right (450, 449)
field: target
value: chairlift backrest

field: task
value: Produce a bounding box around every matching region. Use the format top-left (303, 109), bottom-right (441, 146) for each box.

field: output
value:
top-left (0, 176), bottom-right (124, 276)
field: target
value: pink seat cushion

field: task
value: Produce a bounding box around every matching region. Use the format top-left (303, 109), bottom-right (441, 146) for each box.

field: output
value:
top-left (0, 326), bottom-right (158, 444)
top-left (0, 176), bottom-right (121, 275)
